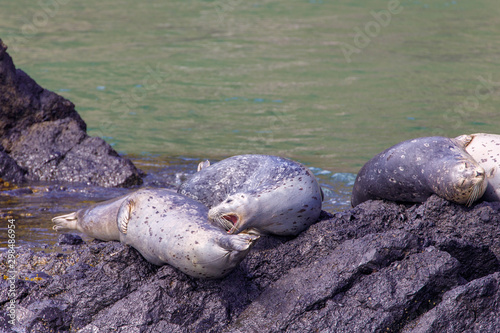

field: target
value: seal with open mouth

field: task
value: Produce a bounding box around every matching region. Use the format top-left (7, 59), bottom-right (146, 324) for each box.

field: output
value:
top-left (178, 154), bottom-right (323, 236)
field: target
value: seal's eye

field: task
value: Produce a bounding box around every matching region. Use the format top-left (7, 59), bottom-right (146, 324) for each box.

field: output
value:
top-left (226, 199), bottom-right (233, 203)
top-left (457, 162), bottom-right (467, 172)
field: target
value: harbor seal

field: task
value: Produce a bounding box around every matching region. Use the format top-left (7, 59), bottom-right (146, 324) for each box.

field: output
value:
top-left (456, 133), bottom-right (500, 202)
top-left (53, 188), bottom-right (259, 279)
top-left (178, 154), bottom-right (323, 236)
top-left (351, 136), bottom-right (487, 207)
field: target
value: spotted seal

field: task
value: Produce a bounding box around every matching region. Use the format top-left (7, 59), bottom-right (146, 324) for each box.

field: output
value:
top-left (53, 188), bottom-right (259, 278)
top-left (178, 154), bottom-right (323, 236)
top-left (456, 133), bottom-right (500, 202)
top-left (351, 136), bottom-right (487, 207)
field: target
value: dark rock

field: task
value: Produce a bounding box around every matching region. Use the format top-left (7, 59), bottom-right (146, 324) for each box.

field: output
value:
top-left (402, 272), bottom-right (500, 333)
top-left (228, 231), bottom-right (428, 333)
top-left (0, 38), bottom-right (143, 187)
top-left (1, 196), bottom-right (500, 332)
top-left (57, 234), bottom-right (84, 246)
top-left (0, 144), bottom-right (26, 183)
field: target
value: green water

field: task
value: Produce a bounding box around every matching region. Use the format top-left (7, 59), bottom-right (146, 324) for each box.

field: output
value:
top-left (3, 0), bottom-right (500, 170)
top-left (1, 0), bottom-right (500, 248)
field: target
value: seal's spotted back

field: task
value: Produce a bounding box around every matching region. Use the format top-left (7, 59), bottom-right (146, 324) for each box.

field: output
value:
top-left (351, 136), bottom-right (486, 207)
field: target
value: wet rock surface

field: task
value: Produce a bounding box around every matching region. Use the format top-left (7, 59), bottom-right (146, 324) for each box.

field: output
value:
top-left (1, 195), bottom-right (500, 332)
top-left (0, 39), bottom-right (142, 187)
top-left (0, 145), bottom-right (26, 184)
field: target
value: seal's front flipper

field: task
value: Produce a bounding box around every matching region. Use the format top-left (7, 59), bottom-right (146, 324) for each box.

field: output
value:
top-left (220, 233), bottom-right (260, 252)
top-left (52, 212), bottom-right (78, 231)
top-left (117, 198), bottom-right (135, 235)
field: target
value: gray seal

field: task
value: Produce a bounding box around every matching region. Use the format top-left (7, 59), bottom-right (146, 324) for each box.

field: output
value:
top-left (53, 188), bottom-right (259, 279)
top-left (351, 136), bottom-right (487, 207)
top-left (456, 133), bottom-right (500, 202)
top-left (178, 154), bottom-right (323, 236)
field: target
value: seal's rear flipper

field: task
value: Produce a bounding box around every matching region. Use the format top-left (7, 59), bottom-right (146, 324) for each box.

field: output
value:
top-left (52, 212), bottom-right (78, 231)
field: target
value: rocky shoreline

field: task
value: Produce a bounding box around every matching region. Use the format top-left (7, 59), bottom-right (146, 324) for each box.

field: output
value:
top-left (0, 39), bottom-right (142, 188)
top-left (1, 196), bottom-right (500, 332)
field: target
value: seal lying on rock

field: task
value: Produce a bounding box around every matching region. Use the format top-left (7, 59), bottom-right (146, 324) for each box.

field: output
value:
top-left (178, 154), bottom-right (323, 236)
top-left (351, 136), bottom-right (487, 207)
top-left (53, 188), bottom-right (259, 278)
top-left (456, 133), bottom-right (500, 202)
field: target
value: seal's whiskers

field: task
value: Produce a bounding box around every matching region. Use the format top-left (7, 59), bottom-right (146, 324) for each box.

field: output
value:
top-left (466, 181), bottom-right (485, 207)
top-left (210, 213), bottom-right (234, 232)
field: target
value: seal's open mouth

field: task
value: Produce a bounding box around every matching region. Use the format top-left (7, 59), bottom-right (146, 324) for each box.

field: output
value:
top-left (208, 209), bottom-right (241, 233)
top-left (222, 214), bottom-right (239, 233)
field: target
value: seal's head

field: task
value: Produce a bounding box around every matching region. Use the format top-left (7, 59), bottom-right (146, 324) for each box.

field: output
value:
top-left (208, 193), bottom-right (260, 235)
top-left (432, 158), bottom-right (486, 206)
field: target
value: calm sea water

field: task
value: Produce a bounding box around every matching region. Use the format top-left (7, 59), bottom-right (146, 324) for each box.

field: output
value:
top-left (1, 0), bottom-right (500, 249)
